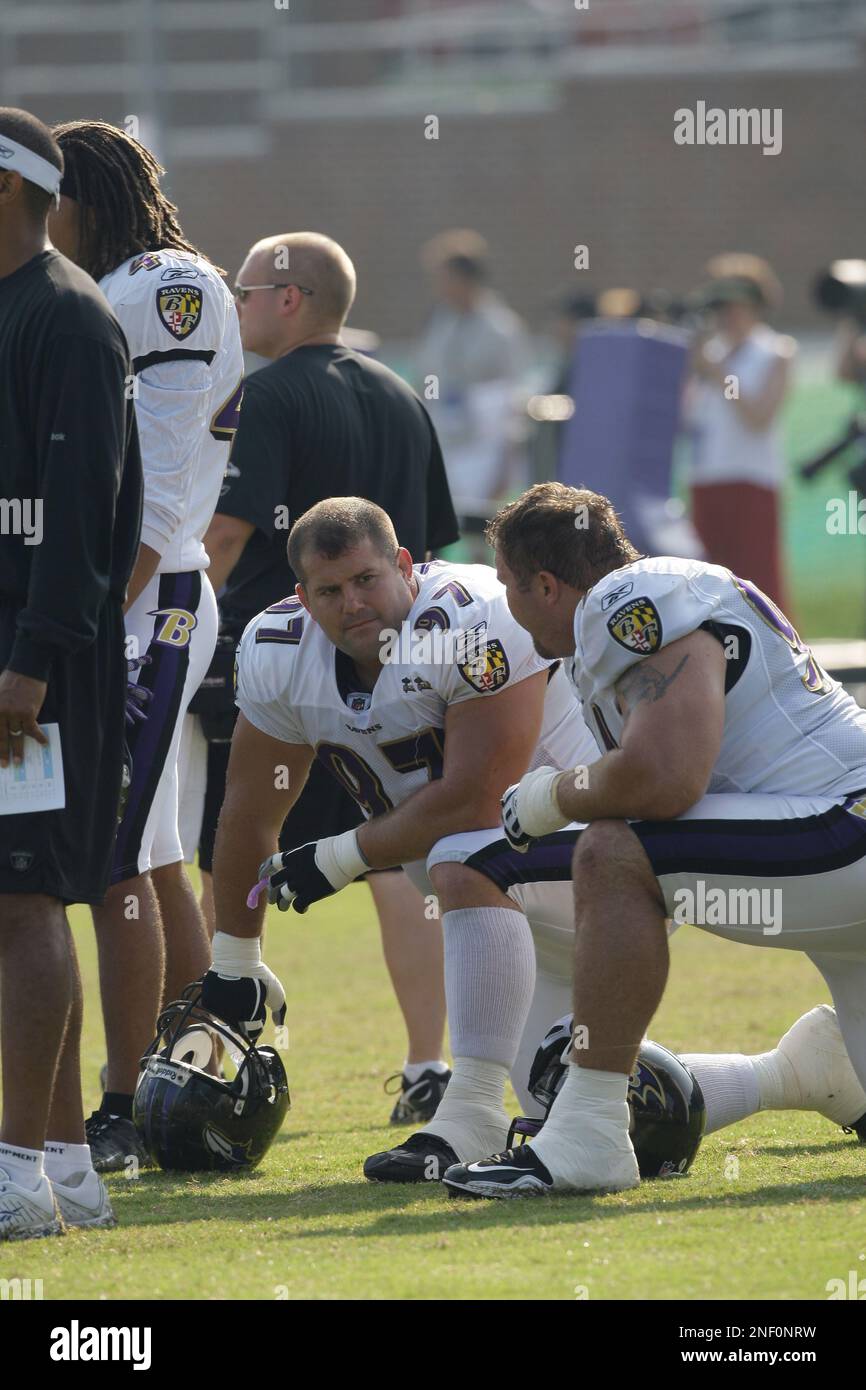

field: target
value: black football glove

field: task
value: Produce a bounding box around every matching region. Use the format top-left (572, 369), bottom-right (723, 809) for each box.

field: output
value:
top-left (202, 933), bottom-right (286, 1043)
top-left (257, 829), bottom-right (369, 915)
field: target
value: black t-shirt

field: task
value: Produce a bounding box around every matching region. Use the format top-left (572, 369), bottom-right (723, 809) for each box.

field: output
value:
top-left (0, 249), bottom-right (143, 680)
top-left (216, 344), bottom-right (459, 626)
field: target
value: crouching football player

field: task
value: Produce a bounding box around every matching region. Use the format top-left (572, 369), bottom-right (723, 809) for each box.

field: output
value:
top-left (203, 495), bottom-right (599, 1166)
top-left (441, 483), bottom-right (866, 1197)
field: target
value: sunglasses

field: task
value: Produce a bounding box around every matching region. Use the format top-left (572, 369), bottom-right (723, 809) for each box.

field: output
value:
top-left (232, 283), bottom-right (315, 304)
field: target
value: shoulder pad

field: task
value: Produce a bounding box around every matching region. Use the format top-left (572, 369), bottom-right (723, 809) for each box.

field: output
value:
top-left (102, 251), bottom-right (228, 361)
top-left (579, 561), bottom-right (721, 690)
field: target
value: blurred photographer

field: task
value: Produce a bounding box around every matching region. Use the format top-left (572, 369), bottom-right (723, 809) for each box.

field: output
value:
top-left (684, 253), bottom-right (796, 611)
top-left (820, 261), bottom-right (866, 385)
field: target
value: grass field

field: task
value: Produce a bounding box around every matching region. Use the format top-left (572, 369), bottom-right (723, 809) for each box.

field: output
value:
top-left (2, 874), bottom-right (865, 1302)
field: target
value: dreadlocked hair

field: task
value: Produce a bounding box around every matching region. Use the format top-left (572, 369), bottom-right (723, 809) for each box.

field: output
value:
top-left (52, 120), bottom-right (225, 282)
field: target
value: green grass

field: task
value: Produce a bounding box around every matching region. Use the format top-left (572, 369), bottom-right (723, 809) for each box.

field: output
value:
top-left (2, 876), bottom-right (865, 1301)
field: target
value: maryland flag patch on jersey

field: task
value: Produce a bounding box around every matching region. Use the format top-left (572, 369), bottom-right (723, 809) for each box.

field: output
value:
top-left (606, 596), bottom-right (663, 655)
top-left (458, 638), bottom-right (510, 693)
top-left (157, 284), bottom-right (203, 340)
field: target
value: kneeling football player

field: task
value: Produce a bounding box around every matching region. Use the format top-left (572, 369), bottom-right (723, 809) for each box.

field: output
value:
top-left (441, 483), bottom-right (866, 1197)
top-left (203, 496), bottom-right (599, 1091)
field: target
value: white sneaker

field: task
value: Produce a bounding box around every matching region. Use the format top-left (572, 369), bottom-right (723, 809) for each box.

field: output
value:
top-left (0, 1169), bottom-right (63, 1240)
top-left (767, 1005), bottom-right (866, 1128)
top-left (52, 1170), bottom-right (117, 1230)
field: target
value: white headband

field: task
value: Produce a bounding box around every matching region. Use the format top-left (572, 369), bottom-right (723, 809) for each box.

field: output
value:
top-left (0, 134), bottom-right (62, 207)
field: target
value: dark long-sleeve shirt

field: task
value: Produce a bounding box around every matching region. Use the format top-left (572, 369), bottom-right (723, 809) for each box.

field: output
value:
top-left (0, 249), bottom-right (142, 680)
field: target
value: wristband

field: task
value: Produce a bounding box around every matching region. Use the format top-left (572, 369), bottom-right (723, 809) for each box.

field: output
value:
top-left (211, 930), bottom-right (262, 974)
top-left (315, 828), bottom-right (370, 889)
top-left (518, 767), bottom-right (571, 837)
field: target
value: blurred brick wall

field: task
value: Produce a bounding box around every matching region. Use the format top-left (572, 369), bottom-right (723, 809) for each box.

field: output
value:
top-left (43, 67), bottom-right (866, 336)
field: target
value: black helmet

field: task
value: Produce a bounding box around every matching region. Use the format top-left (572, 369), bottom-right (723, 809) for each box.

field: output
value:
top-left (509, 1013), bottom-right (705, 1178)
top-left (133, 983), bottom-right (290, 1172)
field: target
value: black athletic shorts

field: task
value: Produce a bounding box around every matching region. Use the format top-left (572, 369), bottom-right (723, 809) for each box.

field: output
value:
top-left (0, 597), bottom-right (127, 904)
top-left (198, 710), bottom-right (364, 875)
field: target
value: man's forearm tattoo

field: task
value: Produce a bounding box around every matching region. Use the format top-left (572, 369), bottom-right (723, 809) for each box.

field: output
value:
top-left (617, 653), bottom-right (689, 710)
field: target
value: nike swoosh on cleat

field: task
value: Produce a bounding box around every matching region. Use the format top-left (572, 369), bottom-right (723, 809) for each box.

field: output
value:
top-left (466, 1163), bottom-right (541, 1176)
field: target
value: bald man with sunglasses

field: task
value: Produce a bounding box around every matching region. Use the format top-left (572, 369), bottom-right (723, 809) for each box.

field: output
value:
top-left (194, 232), bottom-right (459, 1124)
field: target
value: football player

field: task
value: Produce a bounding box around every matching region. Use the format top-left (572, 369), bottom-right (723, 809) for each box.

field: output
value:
top-left (47, 121), bottom-right (243, 1181)
top-left (440, 482), bottom-right (866, 1197)
top-left (203, 494), bottom-right (599, 1160)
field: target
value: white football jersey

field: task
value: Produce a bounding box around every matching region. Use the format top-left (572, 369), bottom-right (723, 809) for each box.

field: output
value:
top-left (100, 249), bottom-right (244, 573)
top-left (570, 556), bottom-right (866, 798)
top-left (236, 560), bottom-right (598, 818)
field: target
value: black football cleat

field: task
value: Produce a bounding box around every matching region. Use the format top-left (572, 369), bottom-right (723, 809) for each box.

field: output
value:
top-left (85, 1111), bottom-right (151, 1174)
top-left (442, 1145), bottom-right (556, 1199)
top-left (364, 1132), bottom-right (459, 1183)
top-left (385, 1067), bottom-right (452, 1125)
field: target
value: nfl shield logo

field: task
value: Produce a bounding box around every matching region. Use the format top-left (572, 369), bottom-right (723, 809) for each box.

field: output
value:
top-left (9, 850), bottom-right (35, 873)
top-left (157, 284), bottom-right (203, 340)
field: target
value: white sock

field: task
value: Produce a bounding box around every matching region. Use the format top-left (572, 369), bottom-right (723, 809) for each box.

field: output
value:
top-left (0, 1141), bottom-right (45, 1191)
top-left (403, 1060), bottom-right (449, 1084)
top-left (44, 1141), bottom-right (94, 1185)
top-left (420, 1056), bottom-right (510, 1161)
top-left (680, 1053), bottom-right (761, 1134)
top-left (531, 1065), bottom-right (631, 1176)
top-left (443, 907), bottom-right (536, 1066)
top-left (749, 1048), bottom-right (798, 1112)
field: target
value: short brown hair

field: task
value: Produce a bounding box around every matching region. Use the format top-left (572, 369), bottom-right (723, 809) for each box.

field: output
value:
top-left (486, 482), bottom-right (640, 591)
top-left (288, 497), bottom-right (399, 585)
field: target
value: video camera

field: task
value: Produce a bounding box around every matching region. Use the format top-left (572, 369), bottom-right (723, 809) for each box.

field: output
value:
top-left (813, 260), bottom-right (866, 327)
top-left (800, 260), bottom-right (866, 486)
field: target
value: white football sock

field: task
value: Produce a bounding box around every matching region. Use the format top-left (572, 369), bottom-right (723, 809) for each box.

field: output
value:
top-left (680, 1053), bottom-right (761, 1134)
top-left (44, 1141), bottom-right (94, 1184)
top-left (530, 1065), bottom-right (633, 1182)
top-left (420, 1056), bottom-right (510, 1161)
top-left (0, 1141), bottom-right (45, 1191)
top-left (442, 907), bottom-right (536, 1067)
top-left (402, 1060), bottom-right (449, 1084)
top-left (749, 1048), bottom-right (800, 1112)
